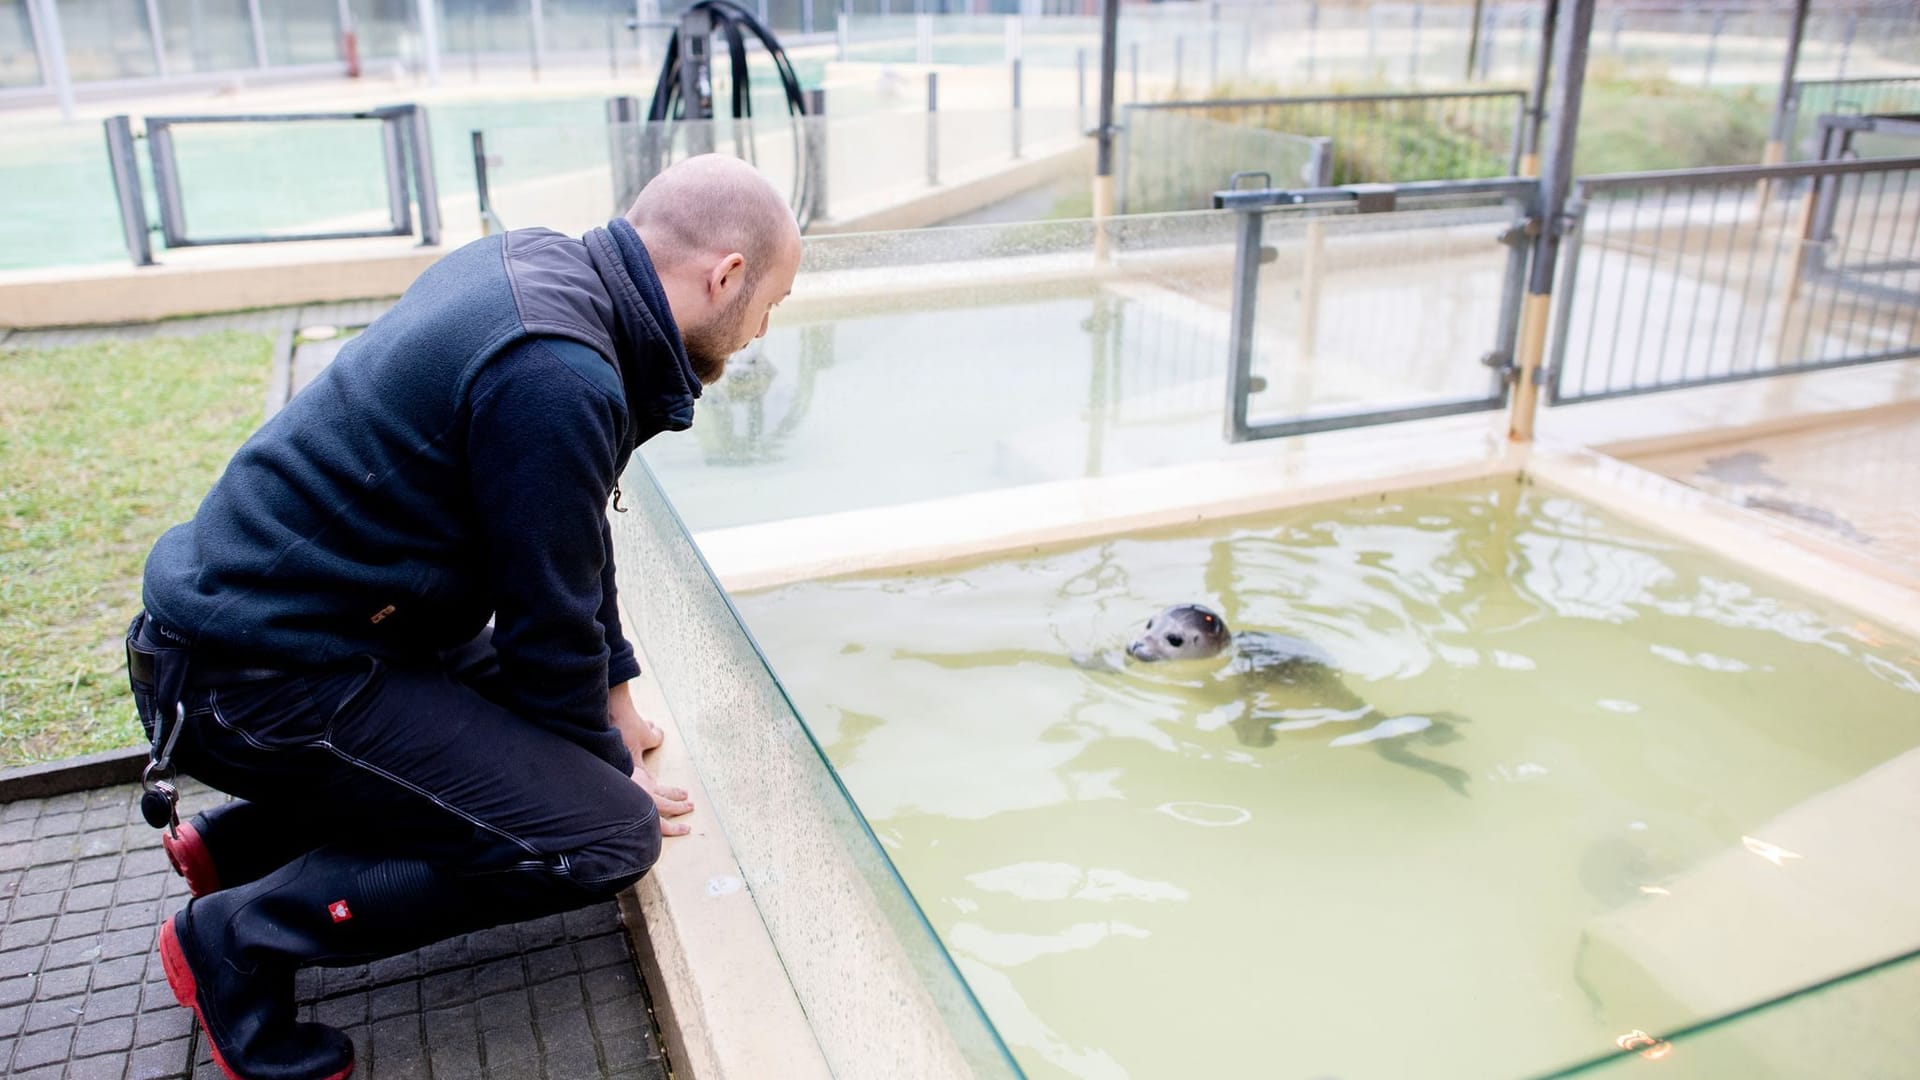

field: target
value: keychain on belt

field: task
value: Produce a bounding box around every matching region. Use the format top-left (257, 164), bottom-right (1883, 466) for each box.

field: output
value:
top-left (141, 701), bottom-right (186, 834)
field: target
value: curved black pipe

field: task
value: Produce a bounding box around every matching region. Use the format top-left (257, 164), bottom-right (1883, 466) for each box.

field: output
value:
top-left (644, 0), bottom-right (816, 227)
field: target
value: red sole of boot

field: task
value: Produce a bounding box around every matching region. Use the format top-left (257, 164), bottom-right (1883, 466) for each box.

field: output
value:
top-left (161, 822), bottom-right (222, 897)
top-left (158, 918), bottom-right (355, 1080)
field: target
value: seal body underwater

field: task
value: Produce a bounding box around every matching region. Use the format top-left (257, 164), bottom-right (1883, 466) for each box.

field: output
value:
top-left (1114, 603), bottom-right (1473, 795)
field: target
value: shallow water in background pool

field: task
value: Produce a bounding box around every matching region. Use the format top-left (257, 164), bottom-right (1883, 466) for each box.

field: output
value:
top-left (733, 477), bottom-right (1920, 1080)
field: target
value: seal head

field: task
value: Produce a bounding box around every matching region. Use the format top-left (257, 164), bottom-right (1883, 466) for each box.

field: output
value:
top-left (1127, 604), bottom-right (1232, 662)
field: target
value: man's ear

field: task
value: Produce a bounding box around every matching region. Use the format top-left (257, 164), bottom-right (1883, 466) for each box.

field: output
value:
top-left (711, 252), bottom-right (747, 297)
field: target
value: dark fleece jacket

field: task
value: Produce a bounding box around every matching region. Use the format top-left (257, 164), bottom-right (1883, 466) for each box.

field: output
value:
top-left (142, 218), bottom-right (699, 774)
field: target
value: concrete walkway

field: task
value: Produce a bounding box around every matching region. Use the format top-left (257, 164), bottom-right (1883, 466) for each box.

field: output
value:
top-left (1633, 402), bottom-right (1920, 584)
top-left (0, 779), bottom-right (670, 1080)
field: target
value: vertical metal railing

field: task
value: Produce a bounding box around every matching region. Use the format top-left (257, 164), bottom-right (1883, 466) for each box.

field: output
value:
top-left (1547, 156), bottom-right (1920, 406)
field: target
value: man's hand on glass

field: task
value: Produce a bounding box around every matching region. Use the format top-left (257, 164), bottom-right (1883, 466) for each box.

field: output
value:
top-left (611, 680), bottom-right (694, 836)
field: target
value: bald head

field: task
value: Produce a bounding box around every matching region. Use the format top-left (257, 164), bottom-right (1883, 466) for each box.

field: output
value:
top-left (624, 155), bottom-right (803, 384)
top-left (625, 154), bottom-right (799, 283)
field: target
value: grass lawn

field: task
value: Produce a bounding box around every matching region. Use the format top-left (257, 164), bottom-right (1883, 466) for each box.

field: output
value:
top-left (0, 331), bottom-right (271, 766)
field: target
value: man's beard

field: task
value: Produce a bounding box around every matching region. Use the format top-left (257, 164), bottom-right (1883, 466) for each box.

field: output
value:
top-left (681, 285), bottom-right (756, 385)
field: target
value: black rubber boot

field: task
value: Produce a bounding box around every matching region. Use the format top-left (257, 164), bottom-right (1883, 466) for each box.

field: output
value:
top-left (163, 800), bottom-right (331, 898)
top-left (158, 847), bottom-right (569, 1080)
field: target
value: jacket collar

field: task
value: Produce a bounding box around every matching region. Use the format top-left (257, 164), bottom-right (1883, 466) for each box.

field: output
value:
top-left (583, 218), bottom-right (701, 443)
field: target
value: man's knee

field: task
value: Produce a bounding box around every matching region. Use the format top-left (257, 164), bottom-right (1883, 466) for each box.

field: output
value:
top-left (562, 800), bottom-right (661, 897)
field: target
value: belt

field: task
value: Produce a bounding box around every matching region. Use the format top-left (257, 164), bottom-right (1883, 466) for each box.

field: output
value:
top-left (127, 630), bottom-right (291, 689)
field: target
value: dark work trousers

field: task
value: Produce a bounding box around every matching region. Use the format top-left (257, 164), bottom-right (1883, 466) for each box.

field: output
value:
top-left (126, 613), bottom-right (661, 913)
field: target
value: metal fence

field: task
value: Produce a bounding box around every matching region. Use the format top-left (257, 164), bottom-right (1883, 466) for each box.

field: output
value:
top-left (1121, 90), bottom-right (1526, 213)
top-left (1787, 76), bottom-right (1920, 158)
top-left (103, 104), bottom-right (442, 267)
top-left (1547, 156), bottom-right (1920, 407)
top-left (1212, 176), bottom-right (1538, 441)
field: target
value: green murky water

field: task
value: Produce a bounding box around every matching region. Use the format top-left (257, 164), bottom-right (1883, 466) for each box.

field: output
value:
top-left (734, 477), bottom-right (1920, 1080)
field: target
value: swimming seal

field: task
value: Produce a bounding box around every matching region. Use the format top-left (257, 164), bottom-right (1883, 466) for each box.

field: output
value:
top-left (1113, 603), bottom-right (1473, 795)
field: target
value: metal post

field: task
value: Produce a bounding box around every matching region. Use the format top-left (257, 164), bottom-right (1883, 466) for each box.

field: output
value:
top-left (381, 118), bottom-right (411, 232)
top-left (472, 130), bottom-right (498, 235)
top-left (1478, 6), bottom-right (1496, 80)
top-left (530, 0), bottom-right (546, 79)
top-left (1366, 5), bottom-right (1378, 77)
top-left (1207, 0), bottom-right (1218, 89)
top-left (606, 8), bottom-right (618, 78)
top-left (916, 12), bottom-right (931, 64)
top-left (1129, 40), bottom-right (1138, 104)
top-left (608, 95), bottom-right (645, 211)
top-left (407, 106), bottom-right (443, 246)
top-left (143, 0), bottom-right (168, 77)
top-left (1307, 136), bottom-right (1333, 187)
top-left (1520, 0), bottom-right (1559, 177)
top-left (247, 0), bottom-right (269, 68)
top-left (28, 0), bottom-right (75, 121)
top-left (1011, 58), bottom-right (1022, 158)
top-left (103, 117), bottom-right (155, 266)
top-left (804, 87), bottom-right (828, 223)
top-left (1465, 0), bottom-right (1485, 80)
top-left (1765, 0), bottom-right (1810, 166)
top-left (188, 0), bottom-right (207, 70)
top-left (1174, 35), bottom-right (1184, 97)
top-left (926, 71), bottom-right (939, 185)
top-left (1077, 47), bottom-right (1086, 133)
top-left (679, 5), bottom-right (715, 156)
top-left (802, 0), bottom-right (814, 35)
top-left (415, 0), bottom-right (442, 85)
top-left (1306, 0), bottom-right (1318, 81)
top-left (1510, 0), bottom-right (1594, 442)
top-left (1836, 13), bottom-right (1856, 82)
top-left (1095, 0), bottom-right (1119, 219)
top-left (148, 123), bottom-right (189, 247)
top-left (837, 11), bottom-right (848, 61)
top-left (1701, 10), bottom-right (1724, 87)
top-left (1409, 1), bottom-right (1422, 85)
top-left (1223, 207), bottom-right (1264, 441)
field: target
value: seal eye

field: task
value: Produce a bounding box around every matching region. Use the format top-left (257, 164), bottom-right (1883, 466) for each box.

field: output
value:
top-left (1146, 619), bottom-right (1155, 630)
top-left (1168, 634), bottom-right (1185, 647)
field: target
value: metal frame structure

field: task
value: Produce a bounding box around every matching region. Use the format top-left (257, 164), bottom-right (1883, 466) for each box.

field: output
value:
top-left (1781, 76), bottom-right (1920, 159)
top-left (103, 105), bottom-right (442, 268)
top-left (1545, 154), bottom-right (1920, 407)
top-left (1814, 111), bottom-right (1920, 157)
top-left (1210, 176), bottom-right (1539, 443)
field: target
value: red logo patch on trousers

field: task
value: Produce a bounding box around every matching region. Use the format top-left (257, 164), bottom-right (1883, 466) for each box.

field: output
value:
top-left (328, 900), bottom-right (353, 923)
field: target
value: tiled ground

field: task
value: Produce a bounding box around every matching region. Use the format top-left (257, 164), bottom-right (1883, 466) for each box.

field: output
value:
top-left (0, 781), bottom-right (670, 1080)
top-left (1634, 404), bottom-right (1920, 581)
top-left (7, 302), bottom-right (680, 1080)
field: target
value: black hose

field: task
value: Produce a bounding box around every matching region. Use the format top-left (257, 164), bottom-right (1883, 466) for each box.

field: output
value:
top-left (645, 0), bottom-right (817, 229)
